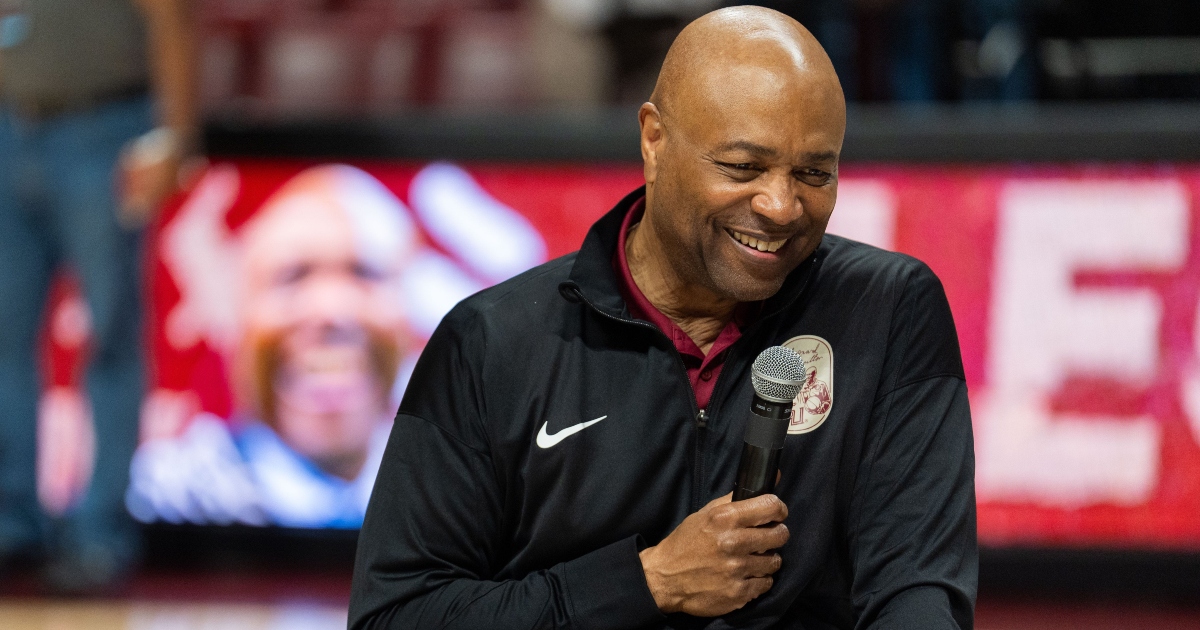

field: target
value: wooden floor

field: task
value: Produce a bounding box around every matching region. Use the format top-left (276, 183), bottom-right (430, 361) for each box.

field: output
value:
top-left (0, 568), bottom-right (353, 630)
top-left (0, 600), bottom-right (347, 630)
top-left (2, 571), bottom-right (1199, 630)
top-left (4, 598), bottom-right (1200, 629)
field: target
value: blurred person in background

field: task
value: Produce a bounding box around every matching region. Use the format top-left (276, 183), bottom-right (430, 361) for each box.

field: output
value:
top-left (127, 165), bottom-right (418, 529)
top-left (0, 0), bottom-right (198, 592)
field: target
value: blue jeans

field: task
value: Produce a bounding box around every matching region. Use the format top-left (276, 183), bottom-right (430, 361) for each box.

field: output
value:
top-left (0, 96), bottom-right (151, 562)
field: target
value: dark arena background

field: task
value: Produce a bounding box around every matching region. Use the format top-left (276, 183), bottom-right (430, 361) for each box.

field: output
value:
top-left (4, 1), bottom-right (1200, 628)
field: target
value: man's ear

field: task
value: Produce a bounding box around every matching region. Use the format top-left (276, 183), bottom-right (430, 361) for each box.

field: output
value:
top-left (639, 103), bottom-right (664, 185)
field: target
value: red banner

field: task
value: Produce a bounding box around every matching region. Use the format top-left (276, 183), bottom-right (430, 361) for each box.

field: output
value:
top-left (38, 161), bottom-right (1200, 544)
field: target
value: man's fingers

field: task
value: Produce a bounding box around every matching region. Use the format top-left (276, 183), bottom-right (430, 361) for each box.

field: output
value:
top-left (742, 553), bottom-right (783, 578)
top-left (739, 576), bottom-right (775, 602)
top-left (718, 522), bottom-right (789, 556)
top-left (743, 522), bottom-right (790, 553)
top-left (722, 493), bottom-right (788, 528)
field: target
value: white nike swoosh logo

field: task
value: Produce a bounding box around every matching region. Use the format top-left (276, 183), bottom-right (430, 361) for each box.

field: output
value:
top-left (536, 416), bottom-right (608, 449)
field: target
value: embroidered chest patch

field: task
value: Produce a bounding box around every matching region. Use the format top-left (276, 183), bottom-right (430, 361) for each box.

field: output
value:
top-left (781, 335), bottom-right (834, 434)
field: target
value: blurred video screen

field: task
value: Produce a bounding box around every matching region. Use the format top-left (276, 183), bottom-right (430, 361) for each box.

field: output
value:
top-left (35, 160), bottom-right (1200, 547)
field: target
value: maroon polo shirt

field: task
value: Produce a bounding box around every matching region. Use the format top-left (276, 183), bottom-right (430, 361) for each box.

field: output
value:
top-left (614, 197), bottom-right (756, 411)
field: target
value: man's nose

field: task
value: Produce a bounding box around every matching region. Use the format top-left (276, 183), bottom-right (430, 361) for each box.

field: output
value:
top-left (297, 274), bottom-right (366, 326)
top-left (750, 172), bottom-right (802, 225)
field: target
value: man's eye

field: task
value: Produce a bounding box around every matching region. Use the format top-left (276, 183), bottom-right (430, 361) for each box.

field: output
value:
top-left (718, 162), bottom-right (759, 176)
top-left (795, 169), bottom-right (832, 186)
top-left (353, 262), bottom-right (386, 281)
top-left (276, 263), bottom-right (311, 285)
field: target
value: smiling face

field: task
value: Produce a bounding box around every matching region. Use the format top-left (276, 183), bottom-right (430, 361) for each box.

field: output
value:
top-left (640, 8), bottom-right (846, 304)
top-left (235, 166), bottom-right (415, 479)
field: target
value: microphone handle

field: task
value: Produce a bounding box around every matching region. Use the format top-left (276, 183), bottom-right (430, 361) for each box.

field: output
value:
top-left (733, 443), bottom-right (783, 501)
top-left (733, 393), bottom-right (793, 501)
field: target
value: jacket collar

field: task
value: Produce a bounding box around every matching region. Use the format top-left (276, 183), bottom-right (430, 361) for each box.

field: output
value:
top-left (563, 186), bottom-right (645, 319)
top-left (563, 186), bottom-right (821, 322)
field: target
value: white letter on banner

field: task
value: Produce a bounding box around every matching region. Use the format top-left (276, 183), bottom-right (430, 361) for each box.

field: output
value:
top-left (1179, 271), bottom-right (1200, 448)
top-left (825, 179), bottom-right (896, 251)
top-left (975, 179), bottom-right (1188, 507)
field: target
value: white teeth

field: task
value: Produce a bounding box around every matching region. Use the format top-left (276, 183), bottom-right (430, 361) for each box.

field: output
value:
top-left (730, 230), bottom-right (788, 254)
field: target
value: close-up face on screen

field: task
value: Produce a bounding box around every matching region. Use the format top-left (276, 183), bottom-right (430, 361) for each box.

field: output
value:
top-left (130, 164), bottom-right (424, 528)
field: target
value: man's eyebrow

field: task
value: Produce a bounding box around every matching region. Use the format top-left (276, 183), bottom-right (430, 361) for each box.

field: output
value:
top-left (801, 150), bottom-right (840, 162)
top-left (713, 140), bottom-right (777, 158)
top-left (712, 142), bottom-right (839, 163)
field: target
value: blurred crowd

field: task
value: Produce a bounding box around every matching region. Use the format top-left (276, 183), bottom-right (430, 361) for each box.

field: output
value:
top-left (194, 0), bottom-right (1200, 119)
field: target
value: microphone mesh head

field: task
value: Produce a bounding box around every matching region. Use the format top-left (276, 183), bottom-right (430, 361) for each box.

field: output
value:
top-left (751, 346), bottom-right (806, 403)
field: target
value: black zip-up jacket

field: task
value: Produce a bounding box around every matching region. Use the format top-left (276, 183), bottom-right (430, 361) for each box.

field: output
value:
top-left (350, 188), bottom-right (977, 630)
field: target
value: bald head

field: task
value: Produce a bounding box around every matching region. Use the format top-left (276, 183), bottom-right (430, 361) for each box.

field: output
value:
top-left (650, 6), bottom-right (843, 121)
top-left (631, 6), bottom-right (847, 311)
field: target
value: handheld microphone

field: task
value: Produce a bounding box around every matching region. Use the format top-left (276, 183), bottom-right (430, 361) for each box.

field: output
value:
top-left (733, 346), bottom-right (805, 501)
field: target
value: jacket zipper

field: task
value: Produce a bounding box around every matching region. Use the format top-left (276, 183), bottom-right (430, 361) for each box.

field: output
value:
top-left (684, 254), bottom-right (819, 510)
top-left (565, 286), bottom-right (707, 511)
top-left (694, 351), bottom-right (740, 510)
top-left (693, 409), bottom-right (708, 510)
top-left (561, 250), bottom-right (820, 514)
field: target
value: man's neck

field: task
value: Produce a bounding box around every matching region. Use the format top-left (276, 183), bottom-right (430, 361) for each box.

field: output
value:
top-left (626, 220), bottom-right (737, 354)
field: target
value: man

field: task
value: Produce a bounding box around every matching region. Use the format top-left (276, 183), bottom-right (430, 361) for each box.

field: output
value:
top-left (0, 0), bottom-right (197, 591)
top-left (799, 366), bottom-right (832, 421)
top-left (350, 6), bottom-right (976, 629)
top-left (127, 165), bottom-right (416, 529)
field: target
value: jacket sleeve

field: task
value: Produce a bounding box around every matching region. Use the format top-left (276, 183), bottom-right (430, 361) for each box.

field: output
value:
top-left (848, 263), bottom-right (978, 630)
top-left (347, 307), bottom-right (664, 630)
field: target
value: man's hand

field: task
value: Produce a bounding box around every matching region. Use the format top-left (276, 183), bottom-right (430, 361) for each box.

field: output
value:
top-left (639, 492), bottom-right (789, 616)
top-left (117, 128), bottom-right (203, 228)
